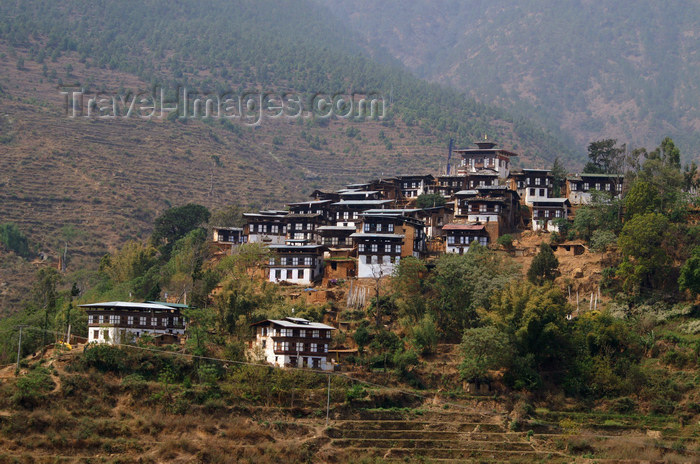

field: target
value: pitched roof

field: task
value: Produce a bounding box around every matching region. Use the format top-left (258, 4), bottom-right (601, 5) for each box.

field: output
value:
top-left (250, 317), bottom-right (336, 330)
top-left (442, 224), bottom-right (486, 231)
top-left (79, 301), bottom-right (177, 311)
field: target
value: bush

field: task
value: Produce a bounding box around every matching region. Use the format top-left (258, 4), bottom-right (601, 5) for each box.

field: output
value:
top-left (410, 314), bottom-right (438, 355)
top-left (496, 234), bottom-right (514, 251)
top-left (12, 367), bottom-right (55, 407)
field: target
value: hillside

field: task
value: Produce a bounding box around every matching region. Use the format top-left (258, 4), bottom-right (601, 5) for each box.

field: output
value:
top-left (321, 0), bottom-right (700, 161)
top-left (0, 0), bottom-right (578, 312)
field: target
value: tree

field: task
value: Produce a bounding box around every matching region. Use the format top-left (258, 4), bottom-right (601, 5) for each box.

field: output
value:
top-left (391, 256), bottom-right (427, 322)
top-left (679, 246), bottom-right (700, 296)
top-left (0, 223), bottom-right (30, 258)
top-left (151, 204), bottom-right (210, 259)
top-left (30, 268), bottom-right (62, 347)
top-left (416, 193), bottom-right (446, 208)
top-left (624, 180), bottom-right (659, 220)
top-left (459, 326), bottom-right (512, 383)
top-left (210, 204), bottom-right (246, 228)
top-left (584, 139), bottom-right (625, 174)
top-left (527, 243), bottom-right (558, 285)
top-left (550, 156), bottom-right (567, 197)
top-left (649, 136), bottom-right (681, 170)
top-left (616, 213), bottom-right (669, 292)
top-left (428, 246), bottom-right (520, 341)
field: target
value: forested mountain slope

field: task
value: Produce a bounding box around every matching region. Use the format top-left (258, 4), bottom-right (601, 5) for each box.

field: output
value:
top-left (321, 0), bottom-right (700, 160)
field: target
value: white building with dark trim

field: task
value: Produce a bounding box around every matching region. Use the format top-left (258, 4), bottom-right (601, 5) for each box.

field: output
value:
top-left (81, 301), bottom-right (186, 345)
top-left (267, 243), bottom-right (323, 285)
top-left (250, 317), bottom-right (336, 370)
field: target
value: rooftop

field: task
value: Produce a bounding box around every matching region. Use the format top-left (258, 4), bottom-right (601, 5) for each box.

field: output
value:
top-left (79, 301), bottom-right (178, 311)
top-left (251, 317), bottom-right (336, 330)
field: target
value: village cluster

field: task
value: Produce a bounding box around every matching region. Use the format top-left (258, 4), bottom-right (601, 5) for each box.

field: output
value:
top-left (215, 140), bottom-right (622, 283)
top-left (81, 141), bottom-right (624, 371)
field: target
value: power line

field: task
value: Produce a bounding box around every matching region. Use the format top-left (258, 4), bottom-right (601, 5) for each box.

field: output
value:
top-left (17, 325), bottom-right (485, 415)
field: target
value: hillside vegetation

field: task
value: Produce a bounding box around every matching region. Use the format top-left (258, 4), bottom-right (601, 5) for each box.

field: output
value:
top-left (322, 0), bottom-right (700, 160)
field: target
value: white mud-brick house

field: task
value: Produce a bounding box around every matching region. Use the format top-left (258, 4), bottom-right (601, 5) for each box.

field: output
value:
top-left (330, 199), bottom-right (394, 228)
top-left (212, 226), bottom-right (246, 245)
top-left (243, 210), bottom-right (288, 245)
top-left (431, 174), bottom-right (467, 198)
top-left (267, 243), bottom-right (323, 285)
top-left (509, 169), bottom-right (553, 205)
top-left (81, 301), bottom-right (186, 345)
top-left (250, 317), bottom-right (336, 370)
top-left (531, 198), bottom-right (571, 232)
top-left (397, 174), bottom-right (435, 199)
top-left (443, 224), bottom-right (490, 253)
top-left (454, 140), bottom-right (518, 179)
top-left (351, 233), bottom-right (404, 279)
top-left (566, 173), bottom-right (624, 205)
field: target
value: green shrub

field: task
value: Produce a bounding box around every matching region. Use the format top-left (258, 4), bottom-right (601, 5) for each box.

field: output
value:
top-left (12, 367), bottom-right (55, 407)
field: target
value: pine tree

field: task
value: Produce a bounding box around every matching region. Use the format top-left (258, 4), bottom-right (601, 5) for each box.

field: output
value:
top-left (527, 243), bottom-right (559, 285)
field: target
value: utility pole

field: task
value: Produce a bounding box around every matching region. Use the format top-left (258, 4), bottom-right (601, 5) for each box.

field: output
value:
top-left (326, 374), bottom-right (331, 427)
top-left (16, 325), bottom-right (28, 371)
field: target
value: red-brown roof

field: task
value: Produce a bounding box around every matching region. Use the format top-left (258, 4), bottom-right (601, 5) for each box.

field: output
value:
top-left (442, 224), bottom-right (486, 231)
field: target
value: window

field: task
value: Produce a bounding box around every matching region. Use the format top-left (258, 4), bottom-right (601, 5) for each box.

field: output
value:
top-left (151, 317), bottom-right (157, 326)
top-left (371, 243), bottom-right (378, 252)
top-left (312, 330), bottom-right (320, 338)
top-left (533, 210), bottom-right (539, 218)
top-left (281, 342), bottom-right (289, 351)
top-left (98, 314), bottom-right (104, 324)
top-left (479, 204), bottom-right (487, 212)
top-left (286, 270), bottom-right (293, 279)
top-left (93, 330), bottom-right (98, 339)
top-left (617, 183), bottom-right (623, 192)
top-left (173, 317), bottom-right (179, 326)
top-left (358, 244), bottom-right (365, 252)
top-left (494, 205), bottom-right (500, 213)
top-left (275, 269), bottom-right (281, 279)
top-left (595, 183), bottom-right (601, 190)
top-left (312, 358), bottom-right (320, 368)
top-left (88, 315), bottom-right (94, 324)
top-left (297, 269), bottom-right (304, 279)
top-left (323, 344), bottom-right (328, 353)
top-left (605, 183), bottom-right (611, 191)
top-left (271, 225), bottom-right (278, 234)
top-left (296, 342), bottom-right (303, 352)
top-left (544, 210), bottom-right (549, 218)
top-left (530, 188), bottom-right (535, 195)
top-left (311, 343), bottom-right (317, 353)
top-left (280, 257), bottom-right (287, 266)
top-left (395, 245), bottom-right (401, 253)
top-left (306, 222), bottom-right (312, 230)
top-left (364, 223), bottom-right (370, 232)
top-left (555, 210), bottom-right (562, 218)
top-left (140, 316), bottom-right (146, 326)
top-left (526, 178), bottom-right (531, 185)
top-left (447, 235), bottom-right (455, 244)
top-left (269, 257), bottom-right (275, 266)
top-left (292, 257), bottom-right (299, 266)
top-left (385, 244), bottom-right (392, 253)
top-left (571, 183), bottom-right (577, 191)
top-left (387, 224), bottom-right (394, 232)
top-left (304, 257), bottom-right (313, 266)
top-left (540, 189), bottom-right (545, 196)
top-left (376, 223), bottom-right (382, 232)
top-left (535, 177), bottom-right (541, 185)
top-left (299, 329), bottom-right (306, 338)
top-left (127, 316), bottom-right (134, 325)
top-left (584, 182), bottom-right (589, 190)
